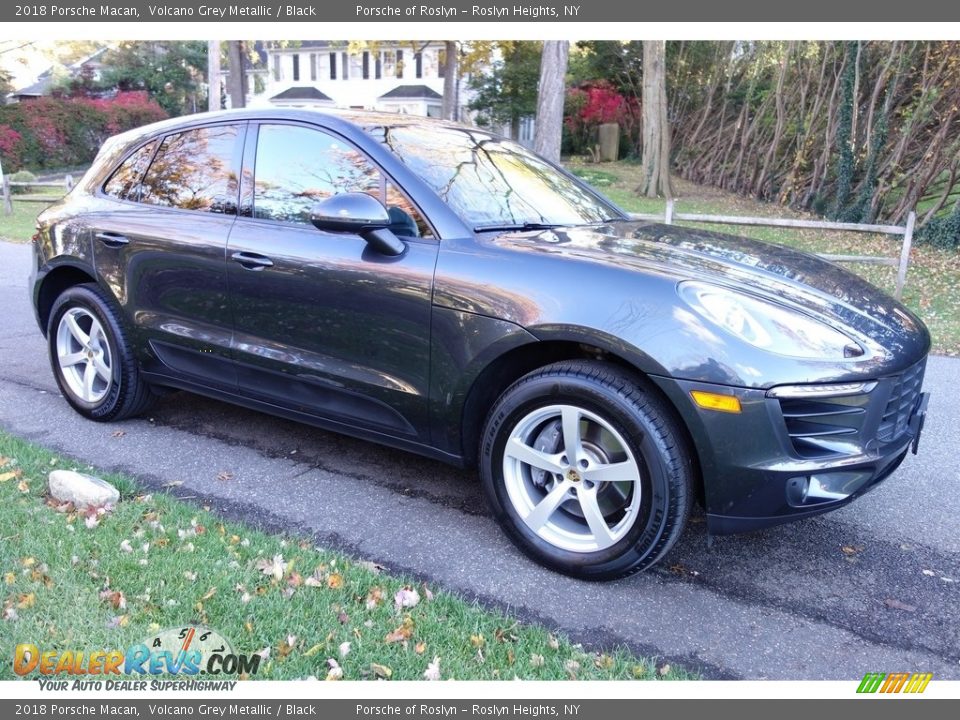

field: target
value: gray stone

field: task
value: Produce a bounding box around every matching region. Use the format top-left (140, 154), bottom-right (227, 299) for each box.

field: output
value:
top-left (48, 469), bottom-right (119, 509)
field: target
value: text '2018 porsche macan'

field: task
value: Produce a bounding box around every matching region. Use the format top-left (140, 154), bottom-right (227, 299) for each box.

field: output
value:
top-left (30, 109), bottom-right (931, 579)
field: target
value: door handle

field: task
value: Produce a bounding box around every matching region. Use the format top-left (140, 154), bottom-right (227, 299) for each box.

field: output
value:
top-left (95, 231), bottom-right (130, 247)
top-left (231, 251), bottom-right (274, 270)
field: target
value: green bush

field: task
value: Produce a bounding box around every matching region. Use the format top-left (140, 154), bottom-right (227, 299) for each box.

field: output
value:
top-left (8, 170), bottom-right (36, 195)
top-left (917, 204), bottom-right (960, 249)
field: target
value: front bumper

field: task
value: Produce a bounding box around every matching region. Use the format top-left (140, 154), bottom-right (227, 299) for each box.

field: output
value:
top-left (651, 359), bottom-right (930, 535)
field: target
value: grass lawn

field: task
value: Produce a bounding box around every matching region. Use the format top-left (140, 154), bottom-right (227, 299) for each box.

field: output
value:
top-left (0, 431), bottom-right (689, 682)
top-left (0, 197), bottom-right (57, 243)
top-left (569, 160), bottom-right (960, 357)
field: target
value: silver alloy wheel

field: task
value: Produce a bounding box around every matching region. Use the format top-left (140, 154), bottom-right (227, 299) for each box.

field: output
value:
top-left (502, 404), bottom-right (643, 553)
top-left (55, 307), bottom-right (113, 404)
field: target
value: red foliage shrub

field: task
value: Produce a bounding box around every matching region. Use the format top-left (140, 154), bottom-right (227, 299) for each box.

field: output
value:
top-left (0, 124), bottom-right (23, 169)
top-left (564, 82), bottom-right (641, 157)
top-left (0, 92), bottom-right (167, 170)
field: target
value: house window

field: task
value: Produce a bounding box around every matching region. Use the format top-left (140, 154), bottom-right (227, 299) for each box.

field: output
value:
top-left (272, 54), bottom-right (281, 82)
top-left (329, 52), bottom-right (336, 80)
top-left (415, 52), bottom-right (422, 79)
top-left (396, 50), bottom-right (404, 78)
top-left (342, 52), bottom-right (349, 80)
top-left (362, 51), bottom-right (369, 80)
top-left (383, 51), bottom-right (395, 78)
top-left (375, 52), bottom-right (382, 80)
top-left (292, 54), bottom-right (300, 82)
top-left (310, 54), bottom-right (317, 81)
top-left (438, 48), bottom-right (446, 78)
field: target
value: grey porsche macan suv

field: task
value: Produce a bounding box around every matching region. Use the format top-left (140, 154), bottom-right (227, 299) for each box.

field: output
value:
top-left (30, 109), bottom-right (931, 578)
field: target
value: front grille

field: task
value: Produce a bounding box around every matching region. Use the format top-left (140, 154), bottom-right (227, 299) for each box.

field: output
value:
top-left (779, 395), bottom-right (869, 458)
top-left (877, 361), bottom-right (925, 443)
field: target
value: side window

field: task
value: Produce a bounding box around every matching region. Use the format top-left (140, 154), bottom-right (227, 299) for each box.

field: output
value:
top-left (253, 124), bottom-right (378, 225)
top-left (140, 125), bottom-right (240, 214)
top-left (253, 124), bottom-right (432, 238)
top-left (102, 140), bottom-right (156, 202)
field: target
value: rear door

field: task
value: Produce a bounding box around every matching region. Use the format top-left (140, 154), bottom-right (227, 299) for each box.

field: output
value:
top-left (91, 123), bottom-right (244, 390)
top-left (225, 121), bottom-right (438, 440)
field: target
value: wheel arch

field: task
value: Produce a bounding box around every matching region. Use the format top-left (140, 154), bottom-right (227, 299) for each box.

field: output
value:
top-left (459, 338), bottom-right (704, 505)
top-left (35, 263), bottom-right (99, 336)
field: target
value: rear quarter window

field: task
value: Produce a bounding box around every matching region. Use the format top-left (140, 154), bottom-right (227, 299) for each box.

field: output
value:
top-left (102, 140), bottom-right (157, 202)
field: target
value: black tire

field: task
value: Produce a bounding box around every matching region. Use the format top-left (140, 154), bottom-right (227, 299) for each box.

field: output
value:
top-left (480, 360), bottom-right (693, 580)
top-left (47, 283), bottom-right (156, 422)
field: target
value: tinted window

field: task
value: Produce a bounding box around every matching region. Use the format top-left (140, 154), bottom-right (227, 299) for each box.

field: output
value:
top-left (140, 125), bottom-right (240, 214)
top-left (102, 140), bottom-right (156, 201)
top-left (253, 124), bottom-right (379, 225)
top-left (367, 124), bottom-right (621, 229)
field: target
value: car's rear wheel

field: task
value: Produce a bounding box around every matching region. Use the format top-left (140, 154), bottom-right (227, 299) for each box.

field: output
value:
top-left (480, 360), bottom-right (693, 579)
top-left (48, 283), bottom-right (155, 421)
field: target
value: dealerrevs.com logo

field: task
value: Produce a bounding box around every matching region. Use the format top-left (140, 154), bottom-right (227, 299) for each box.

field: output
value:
top-left (13, 625), bottom-right (260, 689)
top-left (857, 672), bottom-right (933, 694)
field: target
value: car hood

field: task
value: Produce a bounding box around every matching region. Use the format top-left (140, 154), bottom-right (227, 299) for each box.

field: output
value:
top-left (495, 221), bottom-right (930, 360)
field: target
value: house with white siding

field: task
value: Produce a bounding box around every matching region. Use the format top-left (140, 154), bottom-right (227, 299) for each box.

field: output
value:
top-left (248, 41), bottom-right (474, 121)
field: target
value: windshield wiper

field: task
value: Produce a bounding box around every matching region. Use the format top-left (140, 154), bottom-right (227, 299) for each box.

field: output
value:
top-left (473, 222), bottom-right (559, 233)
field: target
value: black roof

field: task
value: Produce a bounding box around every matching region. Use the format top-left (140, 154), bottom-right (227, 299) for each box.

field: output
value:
top-left (270, 86), bottom-right (333, 102)
top-left (379, 85), bottom-right (442, 100)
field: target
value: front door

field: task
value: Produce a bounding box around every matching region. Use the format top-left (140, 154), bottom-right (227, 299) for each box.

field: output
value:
top-left (226, 122), bottom-right (438, 440)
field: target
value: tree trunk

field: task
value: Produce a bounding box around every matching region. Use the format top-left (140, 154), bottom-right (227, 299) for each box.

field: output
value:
top-left (207, 40), bottom-right (221, 112)
top-left (227, 41), bottom-right (246, 109)
top-left (533, 41), bottom-right (569, 163)
top-left (638, 41), bottom-right (672, 198)
top-left (442, 41), bottom-right (459, 121)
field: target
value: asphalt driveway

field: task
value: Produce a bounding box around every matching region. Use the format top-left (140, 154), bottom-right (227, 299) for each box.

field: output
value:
top-left (1, 239), bottom-right (957, 680)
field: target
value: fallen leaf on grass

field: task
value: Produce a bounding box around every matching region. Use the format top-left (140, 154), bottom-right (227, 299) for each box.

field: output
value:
top-left (201, 586), bottom-right (217, 601)
top-left (385, 615), bottom-right (414, 644)
top-left (16, 593), bottom-right (36, 609)
top-left (327, 573), bottom-right (344, 590)
top-left (99, 590), bottom-right (127, 610)
top-left (470, 634), bottom-right (485, 649)
top-left (594, 654), bottom-right (615, 670)
top-left (414, 641), bottom-right (427, 655)
top-left (394, 586), bottom-right (420, 610)
top-left (120, 540), bottom-right (133, 553)
top-left (4, 572), bottom-right (15, 585)
top-left (326, 658), bottom-right (343, 681)
top-left (162, 480), bottom-right (184, 488)
top-left (255, 554), bottom-right (287, 581)
top-left (371, 663), bottom-right (392, 679)
top-left (564, 659), bottom-right (580, 679)
top-left (884, 598), bottom-right (917, 612)
top-left (365, 587), bottom-right (384, 609)
top-left (658, 663), bottom-right (672, 676)
top-left (547, 634), bottom-right (559, 651)
top-left (530, 654), bottom-right (545, 668)
top-left (17, 480), bottom-right (29, 494)
top-left (304, 643), bottom-right (323, 658)
top-left (106, 615), bottom-right (129, 629)
top-left (339, 642), bottom-right (351, 658)
top-left (357, 560), bottom-right (385, 574)
top-left (277, 635), bottom-right (297, 658)
top-left (0, 470), bottom-right (21, 483)
top-left (423, 657), bottom-right (441, 681)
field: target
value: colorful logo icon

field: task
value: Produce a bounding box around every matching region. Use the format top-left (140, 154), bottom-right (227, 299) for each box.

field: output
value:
top-left (857, 672), bottom-right (932, 694)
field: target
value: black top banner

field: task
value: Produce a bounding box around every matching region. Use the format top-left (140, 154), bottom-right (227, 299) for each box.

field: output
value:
top-left (4, 0), bottom-right (960, 22)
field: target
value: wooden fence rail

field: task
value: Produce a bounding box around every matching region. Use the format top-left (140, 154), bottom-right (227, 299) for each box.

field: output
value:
top-left (631, 199), bottom-right (916, 300)
top-left (2, 174), bottom-right (74, 214)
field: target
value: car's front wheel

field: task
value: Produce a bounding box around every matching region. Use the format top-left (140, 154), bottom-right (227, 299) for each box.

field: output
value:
top-left (480, 361), bottom-right (693, 579)
top-left (47, 283), bottom-right (155, 421)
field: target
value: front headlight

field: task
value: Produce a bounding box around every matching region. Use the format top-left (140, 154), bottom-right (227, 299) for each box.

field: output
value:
top-left (679, 282), bottom-right (864, 360)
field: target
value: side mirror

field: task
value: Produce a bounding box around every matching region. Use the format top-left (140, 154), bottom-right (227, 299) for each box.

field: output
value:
top-left (310, 193), bottom-right (405, 256)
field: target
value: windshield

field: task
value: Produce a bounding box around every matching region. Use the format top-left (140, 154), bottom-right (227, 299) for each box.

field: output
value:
top-left (366, 124), bottom-right (623, 230)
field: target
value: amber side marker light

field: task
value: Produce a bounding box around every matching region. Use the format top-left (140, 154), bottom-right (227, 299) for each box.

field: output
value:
top-left (690, 390), bottom-right (742, 414)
